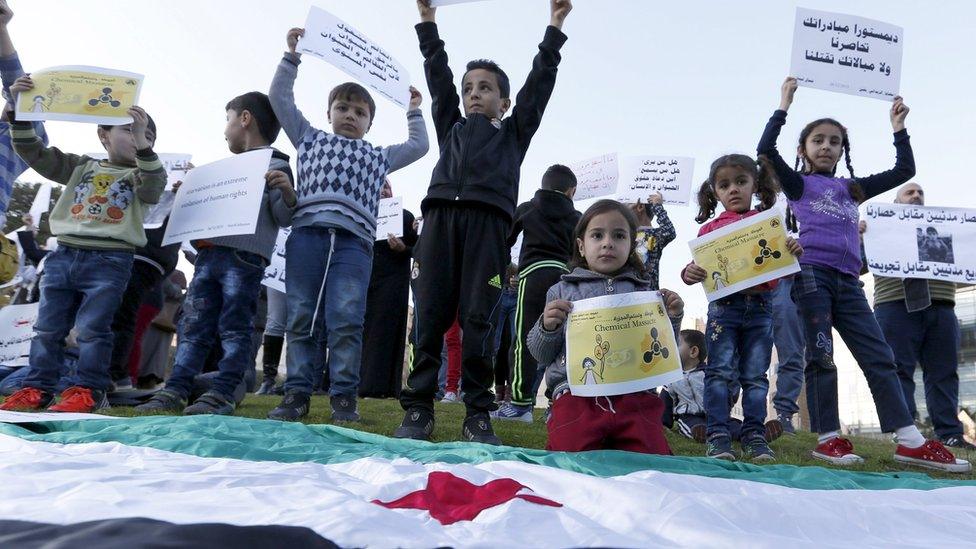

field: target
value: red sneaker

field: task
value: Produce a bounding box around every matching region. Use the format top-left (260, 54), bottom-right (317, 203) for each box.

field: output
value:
top-left (48, 386), bottom-right (108, 413)
top-left (812, 437), bottom-right (864, 465)
top-left (0, 387), bottom-right (54, 411)
top-left (895, 440), bottom-right (972, 473)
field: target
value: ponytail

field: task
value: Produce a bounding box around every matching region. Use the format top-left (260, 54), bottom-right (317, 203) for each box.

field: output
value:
top-left (695, 180), bottom-right (718, 224)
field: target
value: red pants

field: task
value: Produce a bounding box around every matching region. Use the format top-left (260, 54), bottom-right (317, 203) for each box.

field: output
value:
top-left (127, 302), bottom-right (161, 381)
top-left (444, 317), bottom-right (462, 394)
top-left (546, 391), bottom-right (672, 455)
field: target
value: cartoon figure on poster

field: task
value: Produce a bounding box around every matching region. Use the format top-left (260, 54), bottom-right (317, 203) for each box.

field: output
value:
top-left (579, 334), bottom-right (611, 384)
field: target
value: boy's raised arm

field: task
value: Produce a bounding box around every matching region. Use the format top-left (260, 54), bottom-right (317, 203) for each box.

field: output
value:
top-left (269, 28), bottom-right (315, 147)
top-left (416, 1), bottom-right (461, 144)
top-left (510, 0), bottom-right (571, 155)
top-left (386, 86), bottom-right (430, 172)
top-left (129, 106), bottom-right (166, 205)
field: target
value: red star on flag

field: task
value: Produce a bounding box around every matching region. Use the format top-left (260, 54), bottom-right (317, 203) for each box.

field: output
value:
top-left (373, 471), bottom-right (562, 525)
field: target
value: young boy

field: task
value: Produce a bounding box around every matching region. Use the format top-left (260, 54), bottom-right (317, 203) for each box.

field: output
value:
top-left (396, 0), bottom-right (573, 444)
top-left (663, 330), bottom-right (709, 442)
top-left (136, 91), bottom-right (296, 415)
top-left (266, 28), bottom-right (428, 422)
top-left (0, 79), bottom-right (165, 412)
top-left (493, 164), bottom-right (579, 423)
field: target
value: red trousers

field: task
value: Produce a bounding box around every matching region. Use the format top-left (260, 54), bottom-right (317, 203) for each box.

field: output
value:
top-left (546, 391), bottom-right (672, 455)
top-left (444, 317), bottom-right (462, 394)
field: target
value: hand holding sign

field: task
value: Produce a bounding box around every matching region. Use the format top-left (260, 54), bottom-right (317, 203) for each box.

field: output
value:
top-left (780, 76), bottom-right (798, 111)
top-left (890, 96), bottom-right (909, 132)
top-left (287, 27), bottom-right (304, 56)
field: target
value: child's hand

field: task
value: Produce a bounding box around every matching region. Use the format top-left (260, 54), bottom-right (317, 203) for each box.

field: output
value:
top-left (417, 0), bottom-right (436, 23)
top-left (266, 170), bottom-right (297, 207)
top-left (21, 213), bottom-right (33, 230)
top-left (542, 299), bottom-right (573, 331)
top-left (682, 262), bottom-right (707, 285)
top-left (890, 96), bottom-right (909, 132)
top-left (9, 75), bottom-right (33, 96)
top-left (128, 106), bottom-right (152, 150)
top-left (0, 0), bottom-right (13, 28)
top-left (786, 236), bottom-right (803, 258)
top-left (648, 191), bottom-right (664, 206)
top-left (859, 220), bottom-right (867, 235)
top-left (408, 86), bottom-right (423, 110)
top-left (286, 28), bottom-right (305, 55)
top-left (659, 289), bottom-right (684, 318)
top-left (550, 0), bottom-right (572, 29)
top-left (387, 234), bottom-right (407, 252)
top-left (780, 77), bottom-right (798, 111)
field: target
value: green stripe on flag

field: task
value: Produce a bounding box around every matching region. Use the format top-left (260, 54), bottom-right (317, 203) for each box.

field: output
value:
top-left (2, 415), bottom-right (973, 491)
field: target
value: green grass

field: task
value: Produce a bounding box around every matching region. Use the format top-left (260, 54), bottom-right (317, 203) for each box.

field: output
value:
top-left (97, 395), bottom-right (976, 480)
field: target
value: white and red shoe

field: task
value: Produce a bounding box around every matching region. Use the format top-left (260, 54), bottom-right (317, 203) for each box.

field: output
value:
top-left (895, 440), bottom-right (972, 473)
top-left (812, 437), bottom-right (864, 465)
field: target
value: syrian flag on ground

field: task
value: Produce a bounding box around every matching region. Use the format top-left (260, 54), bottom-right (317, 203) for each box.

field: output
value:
top-left (1, 411), bottom-right (975, 548)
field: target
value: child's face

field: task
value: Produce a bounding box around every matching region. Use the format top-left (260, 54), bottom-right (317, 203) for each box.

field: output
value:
top-left (713, 166), bottom-right (755, 213)
top-left (461, 69), bottom-right (510, 119)
top-left (224, 108), bottom-right (247, 154)
top-left (328, 96), bottom-right (372, 140)
top-left (678, 337), bottom-right (698, 371)
top-left (577, 210), bottom-right (631, 275)
top-left (98, 124), bottom-right (156, 164)
top-left (380, 179), bottom-right (393, 199)
top-left (801, 123), bottom-right (843, 173)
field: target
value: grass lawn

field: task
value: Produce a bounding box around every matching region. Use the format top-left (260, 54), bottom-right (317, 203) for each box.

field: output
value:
top-left (98, 395), bottom-right (976, 480)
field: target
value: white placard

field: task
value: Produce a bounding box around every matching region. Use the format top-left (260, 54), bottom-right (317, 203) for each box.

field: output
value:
top-left (162, 149), bottom-right (272, 246)
top-left (790, 7), bottom-right (903, 100)
top-left (298, 6), bottom-right (411, 109)
top-left (862, 203), bottom-right (976, 284)
top-left (616, 156), bottom-right (695, 206)
top-left (262, 227), bottom-right (291, 293)
top-left (28, 182), bottom-right (52, 220)
top-left (0, 302), bottom-right (39, 366)
top-left (376, 196), bottom-right (404, 240)
top-left (569, 153), bottom-right (618, 201)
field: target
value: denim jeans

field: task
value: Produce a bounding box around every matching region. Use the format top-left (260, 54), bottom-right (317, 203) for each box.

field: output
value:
top-left (792, 266), bottom-right (914, 434)
top-left (284, 227), bottom-right (371, 397)
top-left (704, 293), bottom-right (773, 440)
top-left (875, 301), bottom-right (963, 439)
top-left (1, 349), bottom-right (80, 395)
top-left (25, 246), bottom-right (133, 393)
top-left (492, 288), bottom-right (517, 355)
top-left (771, 276), bottom-right (805, 416)
top-left (164, 247), bottom-right (266, 401)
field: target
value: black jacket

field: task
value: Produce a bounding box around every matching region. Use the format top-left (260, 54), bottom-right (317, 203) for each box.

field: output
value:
top-left (508, 189), bottom-right (580, 271)
top-left (416, 22), bottom-right (567, 220)
top-left (136, 219), bottom-right (180, 276)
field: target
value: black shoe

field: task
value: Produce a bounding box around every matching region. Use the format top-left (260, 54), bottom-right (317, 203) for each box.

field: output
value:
top-left (184, 391), bottom-right (236, 416)
top-left (255, 378), bottom-right (277, 395)
top-left (267, 391), bottom-right (310, 421)
top-left (941, 435), bottom-right (976, 452)
top-left (393, 407), bottom-right (435, 441)
top-left (462, 412), bottom-right (501, 445)
top-left (330, 394), bottom-right (360, 422)
top-left (778, 412), bottom-right (797, 435)
top-left (134, 389), bottom-right (186, 413)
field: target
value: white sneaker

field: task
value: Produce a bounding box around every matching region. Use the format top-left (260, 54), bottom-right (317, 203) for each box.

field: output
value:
top-left (489, 403), bottom-right (533, 423)
top-left (440, 391), bottom-right (460, 403)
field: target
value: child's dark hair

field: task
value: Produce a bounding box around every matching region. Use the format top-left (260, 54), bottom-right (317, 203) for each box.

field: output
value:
top-left (793, 117), bottom-right (864, 203)
top-left (464, 59), bottom-right (510, 98)
top-left (328, 82), bottom-right (376, 122)
top-left (226, 92), bottom-right (281, 144)
top-left (679, 329), bottom-right (707, 363)
top-left (98, 114), bottom-right (157, 142)
top-left (541, 164), bottom-right (577, 193)
top-left (695, 154), bottom-right (779, 223)
top-left (569, 199), bottom-right (646, 275)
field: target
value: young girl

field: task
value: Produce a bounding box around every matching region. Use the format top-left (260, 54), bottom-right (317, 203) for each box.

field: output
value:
top-left (527, 199), bottom-right (684, 454)
top-left (630, 191), bottom-right (676, 290)
top-left (681, 154), bottom-right (802, 462)
top-left (756, 77), bottom-right (969, 473)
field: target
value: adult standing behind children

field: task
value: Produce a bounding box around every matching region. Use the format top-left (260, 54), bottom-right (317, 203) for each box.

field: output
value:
top-left (395, 0), bottom-right (573, 445)
top-left (266, 28), bottom-right (429, 423)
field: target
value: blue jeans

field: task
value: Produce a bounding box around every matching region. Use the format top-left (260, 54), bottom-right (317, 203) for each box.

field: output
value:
top-left (284, 227), bottom-right (371, 397)
top-left (704, 293), bottom-right (773, 440)
top-left (792, 266), bottom-right (913, 433)
top-left (165, 247), bottom-right (266, 401)
top-left (875, 301), bottom-right (963, 439)
top-left (25, 246), bottom-right (133, 393)
top-left (1, 349), bottom-right (80, 395)
top-left (771, 277), bottom-right (805, 416)
top-left (492, 288), bottom-right (517, 355)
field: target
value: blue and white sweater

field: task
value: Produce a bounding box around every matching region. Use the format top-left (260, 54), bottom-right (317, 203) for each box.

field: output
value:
top-left (269, 53), bottom-right (429, 244)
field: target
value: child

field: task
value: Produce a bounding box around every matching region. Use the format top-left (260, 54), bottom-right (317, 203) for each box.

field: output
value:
top-left (136, 91), bottom-right (296, 416)
top-left (681, 154), bottom-right (802, 462)
top-left (396, 0), bottom-right (573, 445)
top-left (266, 28), bottom-right (428, 422)
top-left (757, 77), bottom-right (969, 473)
top-left (631, 191), bottom-right (676, 290)
top-left (664, 329), bottom-right (708, 442)
top-left (528, 199), bottom-right (683, 454)
top-left (0, 77), bottom-right (165, 413)
top-left (495, 164), bottom-right (580, 422)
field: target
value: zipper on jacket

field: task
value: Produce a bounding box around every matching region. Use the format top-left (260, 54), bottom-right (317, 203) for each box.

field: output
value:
top-left (606, 277), bottom-right (615, 294)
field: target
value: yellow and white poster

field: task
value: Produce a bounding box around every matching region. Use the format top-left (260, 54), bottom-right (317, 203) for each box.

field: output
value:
top-left (688, 208), bottom-right (799, 302)
top-left (566, 291), bottom-right (681, 397)
top-left (15, 65), bottom-right (144, 125)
